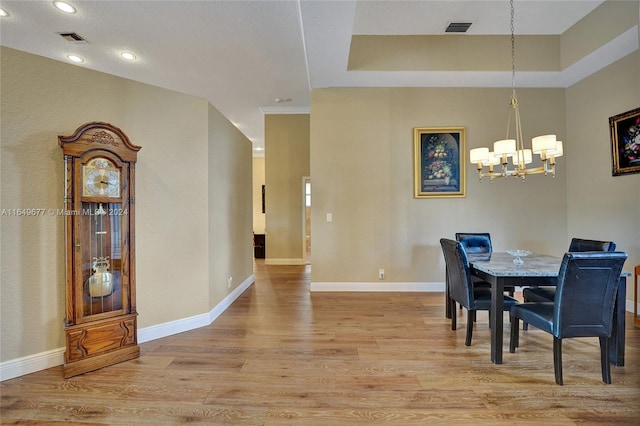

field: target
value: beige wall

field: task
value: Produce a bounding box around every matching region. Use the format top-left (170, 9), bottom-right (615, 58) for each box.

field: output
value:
top-left (349, 34), bottom-right (560, 72)
top-left (565, 49), bottom-right (640, 302)
top-left (309, 53), bottom-right (639, 300)
top-left (0, 47), bottom-right (253, 363)
top-left (252, 157), bottom-right (266, 234)
top-left (264, 114), bottom-right (310, 264)
top-left (561, 0), bottom-right (639, 69)
top-left (208, 105), bottom-right (254, 306)
top-left (310, 87), bottom-right (569, 283)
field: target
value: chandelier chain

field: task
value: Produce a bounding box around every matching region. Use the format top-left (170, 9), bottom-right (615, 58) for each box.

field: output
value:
top-left (510, 0), bottom-right (516, 96)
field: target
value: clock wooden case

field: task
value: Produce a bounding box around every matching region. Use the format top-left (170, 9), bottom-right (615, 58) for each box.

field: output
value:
top-left (59, 122), bottom-right (141, 378)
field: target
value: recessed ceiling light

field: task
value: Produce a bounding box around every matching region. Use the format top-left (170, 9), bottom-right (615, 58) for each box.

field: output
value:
top-left (54, 1), bottom-right (76, 14)
top-left (120, 51), bottom-right (137, 61)
top-left (275, 98), bottom-right (292, 103)
top-left (0, 8), bottom-right (9, 17)
top-left (66, 54), bottom-right (84, 63)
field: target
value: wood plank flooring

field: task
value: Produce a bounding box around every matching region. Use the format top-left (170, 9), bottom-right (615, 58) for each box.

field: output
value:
top-left (2, 261), bottom-right (639, 425)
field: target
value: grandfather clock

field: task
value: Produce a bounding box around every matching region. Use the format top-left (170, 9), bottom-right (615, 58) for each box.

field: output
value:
top-left (59, 122), bottom-right (141, 378)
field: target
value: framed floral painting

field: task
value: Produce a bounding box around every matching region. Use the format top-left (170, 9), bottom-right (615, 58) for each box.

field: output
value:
top-left (609, 107), bottom-right (640, 176)
top-left (414, 127), bottom-right (466, 198)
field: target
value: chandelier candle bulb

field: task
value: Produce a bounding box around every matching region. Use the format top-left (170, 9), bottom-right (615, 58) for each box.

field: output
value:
top-left (548, 141), bottom-right (563, 162)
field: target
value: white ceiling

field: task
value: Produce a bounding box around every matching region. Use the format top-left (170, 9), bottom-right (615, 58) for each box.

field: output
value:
top-left (1, 0), bottom-right (635, 156)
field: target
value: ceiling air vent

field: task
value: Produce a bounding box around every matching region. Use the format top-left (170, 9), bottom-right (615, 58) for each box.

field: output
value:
top-left (444, 22), bottom-right (472, 33)
top-left (58, 32), bottom-right (88, 43)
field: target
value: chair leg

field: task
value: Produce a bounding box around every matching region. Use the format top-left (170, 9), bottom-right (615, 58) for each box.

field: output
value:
top-left (451, 300), bottom-right (457, 331)
top-left (465, 310), bottom-right (474, 346)
top-left (509, 316), bottom-right (519, 352)
top-left (600, 336), bottom-right (612, 384)
top-left (522, 293), bottom-right (529, 330)
top-left (553, 337), bottom-right (563, 385)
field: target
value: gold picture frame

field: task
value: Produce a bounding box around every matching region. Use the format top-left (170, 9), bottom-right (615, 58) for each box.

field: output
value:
top-left (609, 107), bottom-right (640, 176)
top-left (414, 127), bottom-right (466, 198)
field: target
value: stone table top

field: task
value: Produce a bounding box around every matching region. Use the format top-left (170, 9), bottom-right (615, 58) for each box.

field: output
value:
top-left (469, 252), bottom-right (632, 277)
top-left (469, 252), bottom-right (561, 277)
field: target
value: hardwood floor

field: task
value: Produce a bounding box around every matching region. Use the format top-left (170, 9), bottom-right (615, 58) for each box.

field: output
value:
top-left (2, 261), bottom-right (639, 425)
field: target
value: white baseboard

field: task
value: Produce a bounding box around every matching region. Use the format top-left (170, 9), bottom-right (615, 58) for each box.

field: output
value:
top-left (310, 281), bottom-right (445, 292)
top-left (0, 274), bottom-right (255, 382)
top-left (311, 282), bottom-right (639, 317)
top-left (138, 274), bottom-right (254, 343)
top-left (0, 348), bottom-right (65, 382)
top-left (265, 258), bottom-right (306, 265)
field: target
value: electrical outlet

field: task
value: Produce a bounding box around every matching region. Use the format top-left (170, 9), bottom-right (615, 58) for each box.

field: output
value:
top-left (227, 276), bottom-right (233, 288)
top-left (378, 269), bottom-right (385, 280)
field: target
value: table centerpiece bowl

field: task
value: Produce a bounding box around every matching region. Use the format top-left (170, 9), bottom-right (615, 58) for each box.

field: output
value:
top-left (506, 249), bottom-right (531, 266)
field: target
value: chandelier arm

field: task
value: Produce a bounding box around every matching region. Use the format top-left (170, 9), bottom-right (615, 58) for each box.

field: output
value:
top-left (515, 102), bottom-right (525, 169)
top-left (518, 166), bottom-right (546, 175)
top-left (506, 103), bottom-right (513, 141)
top-left (511, 0), bottom-right (524, 172)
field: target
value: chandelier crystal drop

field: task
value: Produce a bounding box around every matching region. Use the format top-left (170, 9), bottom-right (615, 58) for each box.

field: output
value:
top-left (470, 0), bottom-right (563, 182)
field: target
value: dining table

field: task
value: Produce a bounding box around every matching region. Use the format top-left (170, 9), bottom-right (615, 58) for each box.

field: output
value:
top-left (465, 252), bottom-right (627, 365)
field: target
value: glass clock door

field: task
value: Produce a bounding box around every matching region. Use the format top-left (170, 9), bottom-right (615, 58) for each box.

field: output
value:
top-left (79, 201), bottom-right (125, 319)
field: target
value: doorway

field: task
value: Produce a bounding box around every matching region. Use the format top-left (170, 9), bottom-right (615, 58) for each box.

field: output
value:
top-left (303, 177), bottom-right (311, 264)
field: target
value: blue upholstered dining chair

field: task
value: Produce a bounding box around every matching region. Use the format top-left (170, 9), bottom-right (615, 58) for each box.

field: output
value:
top-left (522, 238), bottom-right (616, 306)
top-left (509, 251), bottom-right (627, 385)
top-left (455, 232), bottom-right (492, 259)
top-left (440, 238), bottom-right (519, 346)
top-left (454, 233), bottom-right (492, 306)
top-left (568, 238), bottom-right (617, 253)
top-left (456, 232), bottom-right (515, 296)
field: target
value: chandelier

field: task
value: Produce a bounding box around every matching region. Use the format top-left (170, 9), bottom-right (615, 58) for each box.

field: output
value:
top-left (469, 0), bottom-right (563, 182)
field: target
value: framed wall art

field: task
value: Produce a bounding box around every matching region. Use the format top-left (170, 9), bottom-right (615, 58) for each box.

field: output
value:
top-left (414, 127), bottom-right (466, 198)
top-left (609, 107), bottom-right (640, 176)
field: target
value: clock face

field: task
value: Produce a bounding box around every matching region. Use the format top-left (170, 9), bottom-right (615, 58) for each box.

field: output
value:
top-left (83, 158), bottom-right (121, 198)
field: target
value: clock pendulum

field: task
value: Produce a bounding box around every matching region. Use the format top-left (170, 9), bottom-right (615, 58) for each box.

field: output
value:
top-left (85, 203), bottom-right (114, 302)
